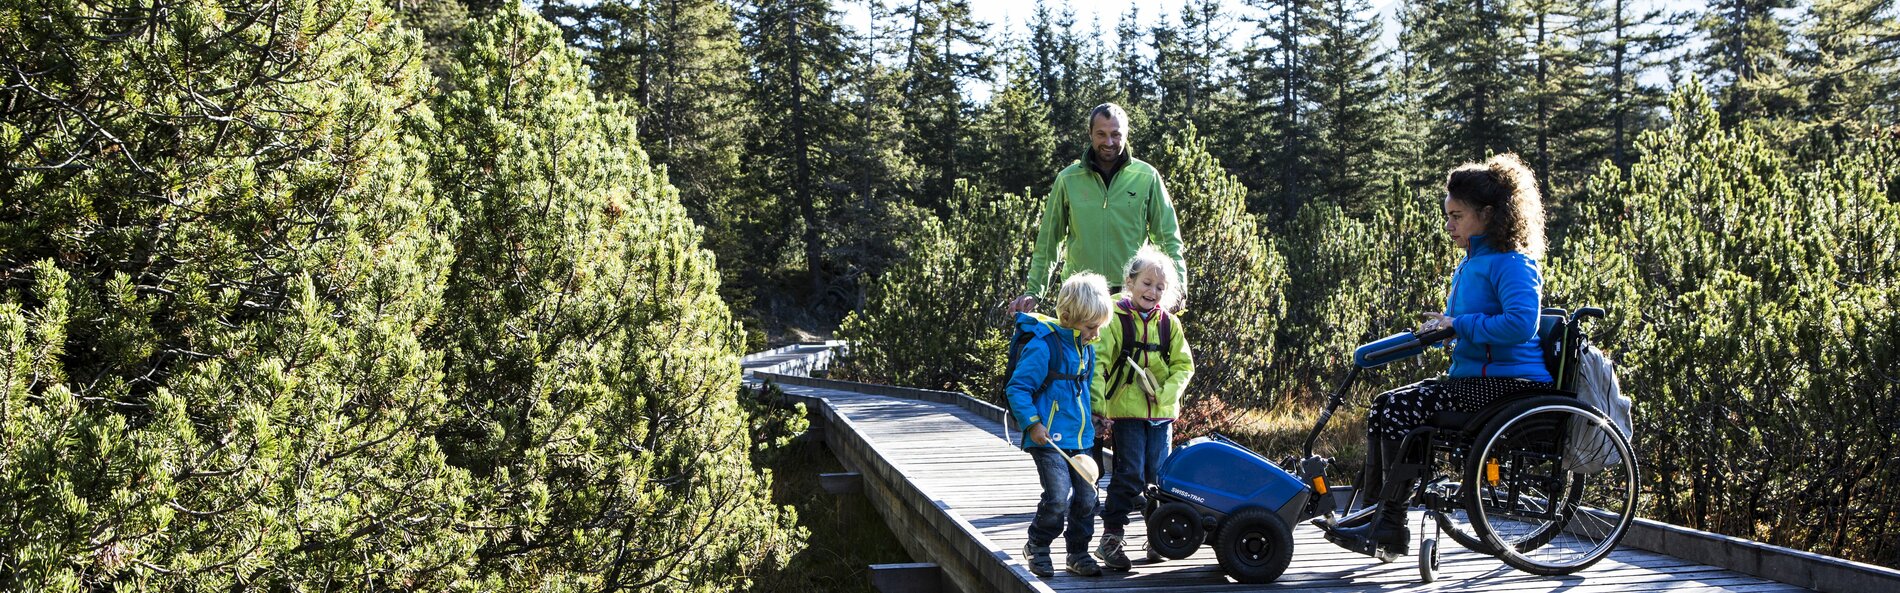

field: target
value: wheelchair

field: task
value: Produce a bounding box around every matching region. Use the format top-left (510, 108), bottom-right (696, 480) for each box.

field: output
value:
top-left (1302, 306), bottom-right (1638, 582)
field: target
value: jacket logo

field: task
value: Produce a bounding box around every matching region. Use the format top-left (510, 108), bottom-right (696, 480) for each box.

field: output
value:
top-left (1126, 191), bottom-right (1136, 198)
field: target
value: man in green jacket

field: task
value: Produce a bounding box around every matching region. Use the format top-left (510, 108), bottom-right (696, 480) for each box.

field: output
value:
top-left (1008, 103), bottom-right (1189, 314)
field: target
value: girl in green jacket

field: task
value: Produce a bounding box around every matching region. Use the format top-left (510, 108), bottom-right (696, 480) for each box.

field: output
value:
top-left (1089, 245), bottom-right (1195, 571)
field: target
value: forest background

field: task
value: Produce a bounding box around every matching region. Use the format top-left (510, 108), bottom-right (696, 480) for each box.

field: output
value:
top-left (1, 0), bottom-right (1895, 591)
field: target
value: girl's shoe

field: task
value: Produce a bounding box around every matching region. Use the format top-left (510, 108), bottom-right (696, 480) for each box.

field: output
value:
top-left (1066, 553), bottom-right (1103, 576)
top-left (1093, 533), bottom-right (1132, 571)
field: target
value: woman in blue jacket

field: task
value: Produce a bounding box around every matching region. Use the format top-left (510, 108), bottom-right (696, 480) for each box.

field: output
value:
top-left (1326, 153), bottom-right (1552, 559)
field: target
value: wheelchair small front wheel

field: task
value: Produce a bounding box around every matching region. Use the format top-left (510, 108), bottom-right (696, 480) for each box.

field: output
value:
top-left (1419, 537), bottom-right (1440, 583)
top-left (1468, 401), bottom-right (1638, 575)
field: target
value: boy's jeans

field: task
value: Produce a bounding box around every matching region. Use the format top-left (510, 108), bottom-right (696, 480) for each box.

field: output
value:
top-left (1101, 420), bottom-right (1172, 534)
top-left (1027, 447), bottom-right (1098, 556)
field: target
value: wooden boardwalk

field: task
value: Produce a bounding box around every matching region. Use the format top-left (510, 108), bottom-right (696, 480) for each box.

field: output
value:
top-left (744, 344), bottom-right (1898, 593)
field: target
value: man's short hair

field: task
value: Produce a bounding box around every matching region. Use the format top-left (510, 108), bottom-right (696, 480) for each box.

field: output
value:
top-left (1088, 103), bottom-right (1131, 133)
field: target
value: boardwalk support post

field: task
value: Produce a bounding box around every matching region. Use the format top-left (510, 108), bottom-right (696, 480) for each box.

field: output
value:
top-left (869, 562), bottom-right (958, 593)
top-left (819, 471), bottom-right (863, 495)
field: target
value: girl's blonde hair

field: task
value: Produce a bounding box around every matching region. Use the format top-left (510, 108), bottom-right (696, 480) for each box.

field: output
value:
top-left (1446, 153), bottom-right (1547, 259)
top-left (1056, 272), bottom-right (1114, 328)
top-left (1122, 244), bottom-right (1183, 310)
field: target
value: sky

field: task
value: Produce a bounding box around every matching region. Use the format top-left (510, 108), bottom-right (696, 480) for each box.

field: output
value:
top-left (838, 0), bottom-right (1405, 101)
top-left (843, 0), bottom-right (1408, 54)
top-left (840, 0), bottom-right (1696, 101)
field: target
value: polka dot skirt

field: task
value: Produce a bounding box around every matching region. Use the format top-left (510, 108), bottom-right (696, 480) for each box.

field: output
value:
top-left (1368, 377), bottom-right (1555, 441)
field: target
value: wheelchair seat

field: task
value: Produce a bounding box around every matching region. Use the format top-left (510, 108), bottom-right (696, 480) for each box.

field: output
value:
top-left (1423, 310), bottom-right (1584, 431)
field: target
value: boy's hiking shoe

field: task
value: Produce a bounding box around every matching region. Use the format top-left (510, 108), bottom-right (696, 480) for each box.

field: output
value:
top-left (1022, 543), bottom-right (1054, 577)
top-left (1094, 533), bottom-right (1132, 572)
top-left (1066, 553), bottom-right (1103, 577)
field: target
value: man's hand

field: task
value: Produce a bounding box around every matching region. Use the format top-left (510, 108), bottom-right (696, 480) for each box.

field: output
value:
top-left (1007, 295), bottom-right (1039, 314)
top-left (1026, 423), bottom-right (1052, 446)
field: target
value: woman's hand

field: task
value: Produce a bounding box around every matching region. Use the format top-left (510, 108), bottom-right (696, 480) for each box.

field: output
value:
top-left (1419, 312), bottom-right (1456, 335)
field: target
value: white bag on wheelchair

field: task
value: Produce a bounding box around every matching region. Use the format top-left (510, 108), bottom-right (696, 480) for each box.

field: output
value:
top-left (1566, 344), bottom-right (1633, 474)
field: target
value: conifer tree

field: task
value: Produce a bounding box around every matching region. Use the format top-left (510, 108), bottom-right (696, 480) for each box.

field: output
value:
top-left (1603, 0), bottom-right (1690, 172)
top-left (1152, 128), bottom-right (1289, 408)
top-left (537, 0), bottom-right (758, 307)
top-left (740, 0), bottom-right (855, 298)
top-left (1155, 0), bottom-right (1237, 141)
top-left (1697, 0), bottom-right (1804, 123)
top-left (1400, 0), bottom-right (1533, 163)
top-left (1550, 84), bottom-right (1899, 566)
top-left (1304, 0), bottom-right (1397, 214)
top-left (1116, 4), bottom-right (1159, 117)
top-left (973, 54), bottom-right (1060, 196)
top-left (835, 183), bottom-right (1041, 394)
top-left (1230, 0), bottom-right (1313, 219)
top-left (1, 0), bottom-right (475, 587)
top-left (1792, 0), bottom-right (1900, 142)
top-left (898, 0), bottom-right (992, 210)
top-left (427, 7), bottom-right (795, 589)
top-left (826, 0), bottom-right (931, 307)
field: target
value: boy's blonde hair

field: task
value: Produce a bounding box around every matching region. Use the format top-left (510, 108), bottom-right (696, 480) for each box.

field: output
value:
top-left (1122, 244), bottom-right (1183, 310)
top-left (1056, 272), bottom-right (1114, 328)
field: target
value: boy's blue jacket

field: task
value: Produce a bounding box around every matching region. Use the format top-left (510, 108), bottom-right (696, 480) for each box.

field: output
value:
top-left (1005, 312), bottom-right (1096, 450)
top-left (1447, 237), bottom-right (1554, 382)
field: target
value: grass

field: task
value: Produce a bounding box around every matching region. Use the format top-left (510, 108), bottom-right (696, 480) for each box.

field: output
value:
top-left (748, 425), bottom-right (914, 593)
top-left (1220, 399), bottom-right (1376, 490)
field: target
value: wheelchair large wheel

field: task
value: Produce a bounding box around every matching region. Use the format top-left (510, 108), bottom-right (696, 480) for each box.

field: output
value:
top-left (1466, 400), bottom-right (1637, 575)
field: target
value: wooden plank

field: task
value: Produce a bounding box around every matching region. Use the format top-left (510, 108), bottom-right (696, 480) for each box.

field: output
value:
top-left (749, 354), bottom-right (1861, 593)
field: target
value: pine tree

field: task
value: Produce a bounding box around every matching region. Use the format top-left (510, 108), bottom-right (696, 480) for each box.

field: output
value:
top-left (827, 0), bottom-right (931, 308)
top-left (1551, 84), bottom-right (1900, 566)
top-left (1603, 0), bottom-right (1690, 172)
top-left (740, 0), bottom-right (855, 299)
top-left (1400, 0), bottom-right (1533, 163)
top-left (537, 0), bottom-right (757, 307)
top-left (1304, 0), bottom-right (1397, 214)
top-left (1792, 0), bottom-right (1900, 142)
top-left (427, 7), bottom-right (796, 589)
top-left (835, 183), bottom-right (1042, 394)
top-left (898, 0), bottom-right (993, 209)
top-left (1116, 4), bottom-right (1159, 117)
top-left (1697, 0), bottom-right (1804, 123)
top-left (1155, 0), bottom-right (1236, 140)
top-left (1, 0), bottom-right (475, 587)
top-left (973, 53), bottom-right (1060, 196)
top-left (1230, 0), bottom-right (1311, 220)
top-left (1151, 128), bottom-right (1290, 409)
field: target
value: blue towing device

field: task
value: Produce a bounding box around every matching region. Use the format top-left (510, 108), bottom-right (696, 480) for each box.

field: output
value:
top-left (1142, 327), bottom-right (1455, 584)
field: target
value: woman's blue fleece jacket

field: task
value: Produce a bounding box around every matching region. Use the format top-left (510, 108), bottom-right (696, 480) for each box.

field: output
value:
top-left (1447, 236), bottom-right (1553, 382)
top-left (1005, 312), bottom-right (1096, 451)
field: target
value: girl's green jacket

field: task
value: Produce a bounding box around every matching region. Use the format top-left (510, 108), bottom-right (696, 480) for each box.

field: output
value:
top-left (1089, 294), bottom-right (1194, 420)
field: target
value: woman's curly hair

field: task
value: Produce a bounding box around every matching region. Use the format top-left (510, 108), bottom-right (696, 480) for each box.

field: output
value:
top-left (1445, 153), bottom-right (1546, 259)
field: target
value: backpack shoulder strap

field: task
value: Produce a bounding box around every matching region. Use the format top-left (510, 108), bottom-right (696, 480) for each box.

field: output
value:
top-left (1034, 331), bottom-right (1086, 400)
top-left (1157, 310), bottom-right (1174, 364)
top-left (1104, 311), bottom-right (1140, 398)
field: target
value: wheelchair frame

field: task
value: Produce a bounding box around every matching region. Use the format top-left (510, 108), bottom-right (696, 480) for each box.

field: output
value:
top-left (1296, 307), bottom-right (1638, 581)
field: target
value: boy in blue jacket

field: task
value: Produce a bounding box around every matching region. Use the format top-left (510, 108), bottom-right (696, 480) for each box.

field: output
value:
top-left (1009, 272), bottom-right (1113, 578)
